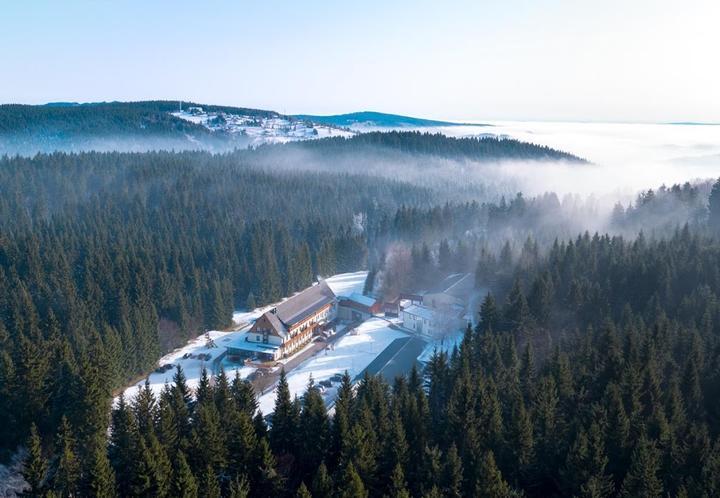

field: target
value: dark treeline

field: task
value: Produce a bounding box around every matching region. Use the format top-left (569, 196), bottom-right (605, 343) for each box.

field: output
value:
top-left (255, 131), bottom-right (585, 163)
top-left (21, 227), bottom-right (720, 497)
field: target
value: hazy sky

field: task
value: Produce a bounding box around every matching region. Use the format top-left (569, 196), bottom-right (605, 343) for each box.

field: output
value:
top-left (2, 0), bottom-right (719, 122)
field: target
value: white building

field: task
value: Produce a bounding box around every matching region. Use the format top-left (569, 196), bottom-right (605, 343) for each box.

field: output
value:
top-left (401, 304), bottom-right (440, 336)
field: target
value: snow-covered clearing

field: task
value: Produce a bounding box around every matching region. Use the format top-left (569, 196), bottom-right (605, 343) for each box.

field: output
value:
top-left (120, 271), bottom-right (368, 402)
top-left (120, 328), bottom-right (255, 402)
top-left (257, 317), bottom-right (407, 415)
top-left (170, 109), bottom-right (354, 147)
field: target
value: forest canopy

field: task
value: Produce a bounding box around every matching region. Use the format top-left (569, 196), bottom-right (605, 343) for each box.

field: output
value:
top-left (2, 128), bottom-right (720, 497)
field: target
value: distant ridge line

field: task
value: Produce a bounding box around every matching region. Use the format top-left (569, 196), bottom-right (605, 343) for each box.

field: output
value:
top-left (293, 110), bottom-right (488, 128)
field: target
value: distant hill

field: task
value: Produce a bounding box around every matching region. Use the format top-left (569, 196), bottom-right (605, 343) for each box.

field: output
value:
top-left (0, 101), bottom-right (280, 155)
top-left (252, 130), bottom-right (585, 163)
top-left (293, 111), bottom-right (480, 128)
top-left (668, 121), bottom-right (720, 126)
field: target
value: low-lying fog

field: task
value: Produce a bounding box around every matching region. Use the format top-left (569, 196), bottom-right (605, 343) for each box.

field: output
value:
top-left (426, 121), bottom-right (720, 198)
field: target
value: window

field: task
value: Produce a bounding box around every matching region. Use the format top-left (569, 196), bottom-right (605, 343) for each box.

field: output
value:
top-left (256, 335), bottom-right (261, 341)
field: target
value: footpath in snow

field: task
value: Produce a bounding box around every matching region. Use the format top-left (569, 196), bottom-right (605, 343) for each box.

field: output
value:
top-left (257, 317), bottom-right (407, 414)
top-left (120, 271), bottom-right (368, 401)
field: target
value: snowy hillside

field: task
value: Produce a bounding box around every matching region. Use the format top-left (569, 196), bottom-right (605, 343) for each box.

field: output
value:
top-left (171, 106), bottom-right (354, 146)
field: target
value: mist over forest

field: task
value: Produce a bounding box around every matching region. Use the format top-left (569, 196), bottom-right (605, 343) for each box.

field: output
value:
top-left (3, 101), bottom-right (720, 497)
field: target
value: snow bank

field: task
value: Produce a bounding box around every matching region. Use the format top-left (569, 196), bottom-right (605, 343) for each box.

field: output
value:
top-left (257, 317), bottom-right (406, 414)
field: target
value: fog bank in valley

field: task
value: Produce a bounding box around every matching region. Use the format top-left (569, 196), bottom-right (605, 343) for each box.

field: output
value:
top-left (436, 120), bottom-right (720, 196)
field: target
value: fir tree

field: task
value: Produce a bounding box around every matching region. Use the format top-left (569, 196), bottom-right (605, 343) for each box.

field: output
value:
top-left (231, 374), bottom-right (258, 416)
top-left (296, 482), bottom-right (312, 498)
top-left (87, 439), bottom-right (117, 498)
top-left (619, 435), bottom-right (663, 498)
top-left (338, 462), bottom-right (368, 498)
top-left (708, 178), bottom-right (720, 233)
top-left (109, 394), bottom-right (136, 497)
top-left (300, 376), bottom-right (331, 478)
top-left (52, 417), bottom-right (80, 497)
top-left (270, 369), bottom-right (299, 456)
top-left (479, 293), bottom-right (500, 332)
top-left (252, 438), bottom-right (283, 496)
top-left (388, 463), bottom-right (410, 498)
top-left (23, 423), bottom-right (47, 497)
top-left (474, 450), bottom-right (512, 498)
top-left (190, 401), bottom-right (226, 474)
top-left (331, 371), bottom-right (354, 463)
top-left (228, 475), bottom-right (250, 498)
top-left (172, 451), bottom-right (198, 498)
top-left (199, 465), bottom-right (221, 498)
top-left (442, 443), bottom-right (463, 498)
top-left (226, 409), bottom-right (257, 479)
top-left (311, 461), bottom-right (333, 498)
top-left (504, 278), bottom-right (530, 332)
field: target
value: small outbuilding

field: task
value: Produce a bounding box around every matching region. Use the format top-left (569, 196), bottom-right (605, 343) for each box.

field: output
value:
top-left (401, 304), bottom-right (439, 336)
top-left (338, 292), bottom-right (381, 322)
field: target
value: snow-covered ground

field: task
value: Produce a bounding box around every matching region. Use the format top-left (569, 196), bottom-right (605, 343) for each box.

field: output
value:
top-left (417, 327), bottom-right (465, 364)
top-left (171, 108), bottom-right (354, 147)
top-left (0, 449), bottom-right (27, 497)
top-left (120, 271), bottom-right (368, 402)
top-left (120, 328), bottom-right (255, 402)
top-left (257, 317), bottom-right (407, 414)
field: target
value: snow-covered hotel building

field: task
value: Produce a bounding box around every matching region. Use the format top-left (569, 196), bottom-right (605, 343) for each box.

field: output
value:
top-left (227, 281), bottom-right (337, 362)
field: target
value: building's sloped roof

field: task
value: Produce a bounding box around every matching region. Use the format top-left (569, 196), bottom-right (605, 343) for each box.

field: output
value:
top-left (254, 280), bottom-right (337, 339)
top-left (265, 311), bottom-right (288, 338)
top-left (347, 292), bottom-right (377, 308)
top-left (403, 304), bottom-right (438, 321)
top-left (275, 280), bottom-right (336, 328)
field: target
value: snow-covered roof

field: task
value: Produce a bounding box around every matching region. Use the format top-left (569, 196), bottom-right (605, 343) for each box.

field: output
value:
top-left (402, 304), bottom-right (437, 321)
top-left (256, 281), bottom-right (337, 338)
top-left (275, 280), bottom-right (336, 327)
top-left (226, 333), bottom-right (280, 353)
top-left (348, 292), bottom-right (377, 308)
